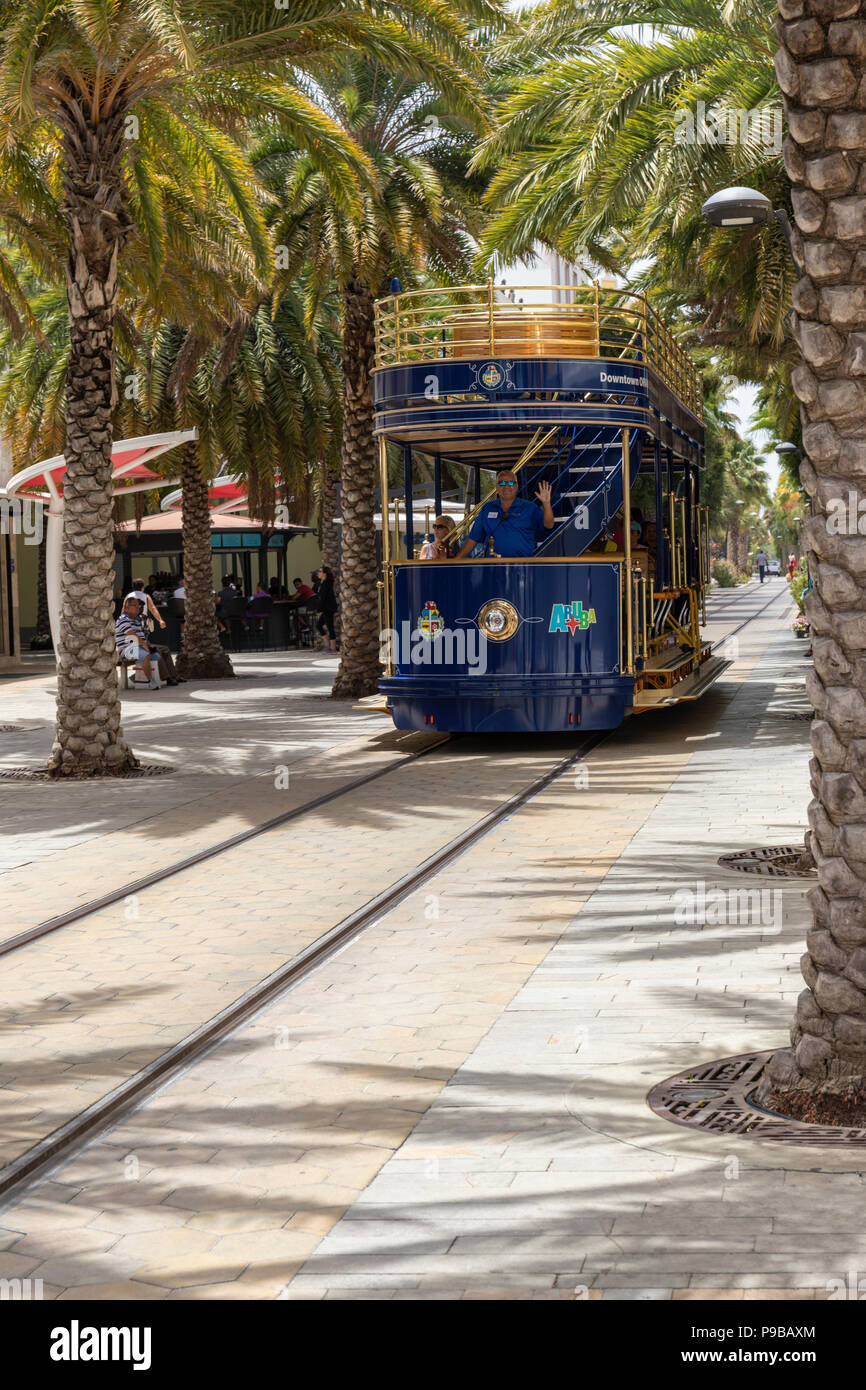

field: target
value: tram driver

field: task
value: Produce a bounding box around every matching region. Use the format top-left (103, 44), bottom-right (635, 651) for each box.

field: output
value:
top-left (453, 469), bottom-right (555, 559)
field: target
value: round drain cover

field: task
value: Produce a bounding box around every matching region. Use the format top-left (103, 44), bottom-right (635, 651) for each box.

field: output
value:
top-left (0, 764), bottom-right (174, 781)
top-left (717, 845), bottom-right (817, 878)
top-left (648, 1053), bottom-right (866, 1144)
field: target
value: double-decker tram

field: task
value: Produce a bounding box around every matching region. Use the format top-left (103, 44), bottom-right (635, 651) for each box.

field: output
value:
top-left (373, 281), bottom-right (729, 733)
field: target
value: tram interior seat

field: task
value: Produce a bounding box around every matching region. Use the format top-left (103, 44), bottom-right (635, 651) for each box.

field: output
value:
top-left (449, 310), bottom-right (599, 360)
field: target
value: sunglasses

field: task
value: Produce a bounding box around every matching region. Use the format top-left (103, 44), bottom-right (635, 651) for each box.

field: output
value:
top-left (497, 479), bottom-right (517, 487)
top-left (433, 524), bottom-right (448, 530)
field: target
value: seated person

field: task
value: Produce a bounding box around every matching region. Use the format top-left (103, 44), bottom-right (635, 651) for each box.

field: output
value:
top-left (453, 470), bottom-right (554, 559)
top-left (612, 507), bottom-right (647, 551)
top-left (419, 516), bottom-right (457, 559)
top-left (115, 597), bottom-right (181, 685)
top-left (130, 575), bottom-right (166, 635)
top-left (289, 576), bottom-right (315, 604)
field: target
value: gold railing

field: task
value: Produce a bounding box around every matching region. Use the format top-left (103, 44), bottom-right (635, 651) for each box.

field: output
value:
top-left (374, 281), bottom-right (703, 420)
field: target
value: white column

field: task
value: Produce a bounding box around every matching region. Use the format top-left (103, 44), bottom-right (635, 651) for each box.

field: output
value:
top-left (45, 504), bottom-right (63, 655)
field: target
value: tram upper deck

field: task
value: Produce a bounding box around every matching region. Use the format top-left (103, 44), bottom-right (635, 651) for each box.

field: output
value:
top-left (373, 282), bottom-right (704, 471)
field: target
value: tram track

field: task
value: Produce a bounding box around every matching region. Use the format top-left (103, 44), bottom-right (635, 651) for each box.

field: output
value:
top-left (0, 731), bottom-right (609, 1208)
top-left (706, 584), bottom-right (791, 639)
top-left (0, 584), bottom-right (789, 1210)
top-left (0, 586), bottom-right (786, 967)
top-left (0, 735), bottom-right (451, 960)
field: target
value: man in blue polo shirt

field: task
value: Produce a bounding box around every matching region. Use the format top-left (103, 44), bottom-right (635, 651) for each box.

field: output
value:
top-left (454, 469), bottom-right (555, 558)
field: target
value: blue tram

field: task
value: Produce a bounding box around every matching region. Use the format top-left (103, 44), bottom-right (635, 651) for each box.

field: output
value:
top-left (372, 282), bottom-right (728, 733)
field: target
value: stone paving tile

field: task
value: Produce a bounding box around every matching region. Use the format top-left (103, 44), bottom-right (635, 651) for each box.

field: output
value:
top-left (0, 653), bottom-right (392, 877)
top-left (0, 586), bottom-right (816, 1300)
top-left (0, 735), bottom-right (577, 1177)
top-left (277, 589), bottom-right (848, 1299)
top-left (0, 604), bottom-right (715, 1295)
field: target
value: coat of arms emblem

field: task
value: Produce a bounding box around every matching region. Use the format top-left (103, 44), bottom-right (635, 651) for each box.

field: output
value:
top-left (418, 600), bottom-right (444, 638)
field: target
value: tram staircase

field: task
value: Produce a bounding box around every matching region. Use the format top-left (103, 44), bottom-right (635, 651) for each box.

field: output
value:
top-left (517, 424), bottom-right (647, 557)
top-left (509, 424), bottom-right (720, 699)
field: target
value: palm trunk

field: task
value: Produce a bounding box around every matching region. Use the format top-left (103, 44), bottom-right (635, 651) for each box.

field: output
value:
top-left (48, 109), bottom-right (135, 775)
top-left (737, 527), bottom-right (749, 574)
top-left (728, 515), bottom-right (740, 570)
top-left (331, 279), bottom-right (380, 699)
top-left (175, 441), bottom-right (233, 679)
top-left (761, 1), bottom-right (866, 1101)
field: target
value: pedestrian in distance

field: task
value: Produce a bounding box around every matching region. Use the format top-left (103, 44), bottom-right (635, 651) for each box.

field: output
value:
top-left (314, 565), bottom-right (338, 652)
top-left (755, 547), bottom-right (768, 584)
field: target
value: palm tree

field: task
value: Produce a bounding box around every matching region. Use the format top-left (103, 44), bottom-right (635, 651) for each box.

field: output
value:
top-left (261, 47), bottom-right (495, 698)
top-left (476, 0), bottom-right (793, 368)
top-left (134, 296), bottom-right (342, 677)
top-left (756, 3), bottom-right (866, 1110)
top-left (0, 0), bottom-right (467, 774)
top-left (719, 439), bottom-right (770, 570)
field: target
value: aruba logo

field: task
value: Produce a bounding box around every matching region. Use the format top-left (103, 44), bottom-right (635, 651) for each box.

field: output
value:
top-left (549, 601), bottom-right (596, 635)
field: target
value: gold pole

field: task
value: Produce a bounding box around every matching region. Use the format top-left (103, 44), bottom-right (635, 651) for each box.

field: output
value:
top-left (701, 506), bottom-right (709, 623)
top-left (379, 437), bottom-right (392, 675)
top-left (622, 427), bottom-right (633, 674)
top-left (488, 276), bottom-right (495, 356)
top-left (669, 486), bottom-right (677, 589)
top-left (380, 438), bottom-right (390, 570)
top-left (424, 505), bottom-right (431, 554)
top-left (392, 497), bottom-right (400, 564)
top-left (680, 497), bottom-right (687, 590)
top-left (642, 573), bottom-right (648, 659)
top-left (649, 575), bottom-right (655, 651)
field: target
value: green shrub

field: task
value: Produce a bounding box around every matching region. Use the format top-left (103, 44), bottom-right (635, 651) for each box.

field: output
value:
top-left (712, 559), bottom-right (738, 588)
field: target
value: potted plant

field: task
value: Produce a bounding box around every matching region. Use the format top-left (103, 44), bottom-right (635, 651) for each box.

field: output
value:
top-left (793, 615), bottom-right (809, 639)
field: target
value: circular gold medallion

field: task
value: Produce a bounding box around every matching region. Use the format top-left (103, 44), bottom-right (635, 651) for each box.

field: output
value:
top-left (477, 599), bottom-right (519, 641)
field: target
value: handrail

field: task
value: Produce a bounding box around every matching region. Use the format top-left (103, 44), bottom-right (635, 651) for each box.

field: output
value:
top-left (374, 280), bottom-right (703, 420)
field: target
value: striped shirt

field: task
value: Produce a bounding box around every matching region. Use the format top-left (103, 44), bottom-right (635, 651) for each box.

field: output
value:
top-left (115, 613), bottom-right (146, 653)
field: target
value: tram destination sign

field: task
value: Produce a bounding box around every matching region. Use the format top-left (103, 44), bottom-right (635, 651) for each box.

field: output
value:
top-left (374, 357), bottom-right (650, 407)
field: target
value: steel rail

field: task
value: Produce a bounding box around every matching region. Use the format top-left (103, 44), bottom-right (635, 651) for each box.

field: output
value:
top-left (0, 735), bottom-right (451, 960)
top-left (0, 732), bottom-right (610, 1207)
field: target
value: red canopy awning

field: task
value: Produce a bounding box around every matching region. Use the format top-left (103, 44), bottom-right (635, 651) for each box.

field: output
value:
top-left (5, 430), bottom-right (198, 502)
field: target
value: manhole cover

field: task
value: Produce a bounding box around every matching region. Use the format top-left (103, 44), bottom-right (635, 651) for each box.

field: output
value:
top-left (0, 764), bottom-right (174, 781)
top-left (648, 1053), bottom-right (866, 1144)
top-left (717, 845), bottom-right (817, 878)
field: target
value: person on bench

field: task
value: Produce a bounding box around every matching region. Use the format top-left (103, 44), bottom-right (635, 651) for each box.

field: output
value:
top-left (115, 596), bottom-right (179, 686)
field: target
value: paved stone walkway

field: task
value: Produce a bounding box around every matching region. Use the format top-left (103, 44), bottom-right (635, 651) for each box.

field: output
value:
top-left (0, 652), bottom-right (382, 875)
top-left (0, 582), bottom-right (835, 1300)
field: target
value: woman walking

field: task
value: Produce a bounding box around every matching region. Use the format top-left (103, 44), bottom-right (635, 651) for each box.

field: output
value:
top-left (315, 566), bottom-right (339, 653)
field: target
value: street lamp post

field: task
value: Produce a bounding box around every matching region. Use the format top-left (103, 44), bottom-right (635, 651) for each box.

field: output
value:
top-left (700, 187), bottom-right (794, 257)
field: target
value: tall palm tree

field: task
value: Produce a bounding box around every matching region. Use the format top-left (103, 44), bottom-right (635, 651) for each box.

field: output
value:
top-left (0, 275), bottom-right (343, 680)
top-left (756, 1), bottom-right (866, 1109)
top-left (261, 46), bottom-right (496, 698)
top-left (477, 0), bottom-right (793, 368)
top-left (0, 0), bottom-right (467, 774)
top-left (134, 295), bottom-right (342, 677)
top-left (719, 439), bottom-right (770, 569)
